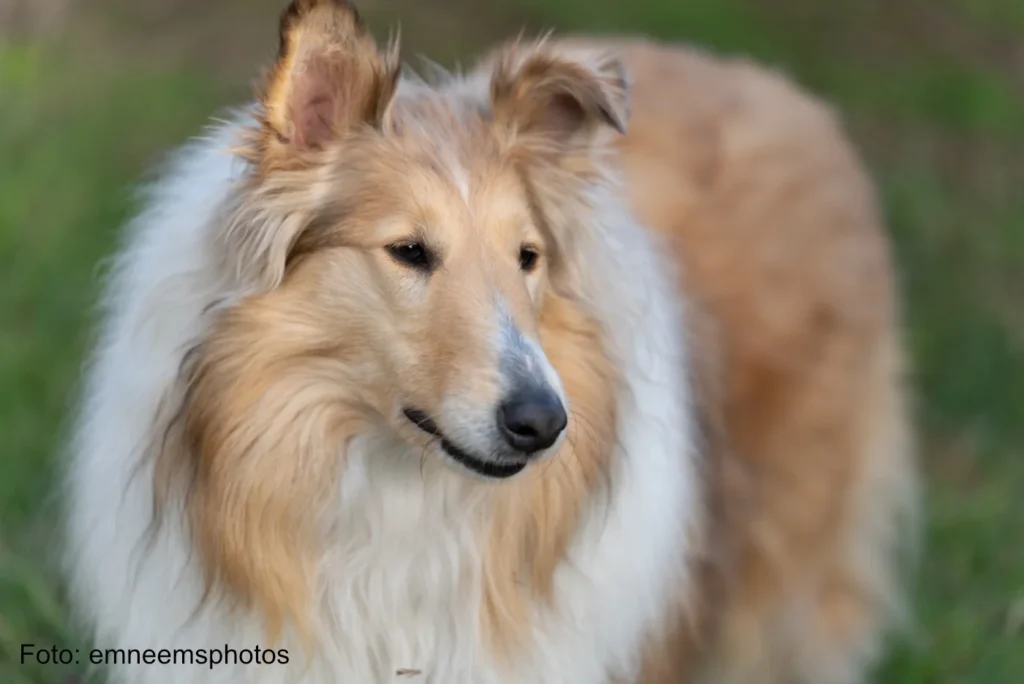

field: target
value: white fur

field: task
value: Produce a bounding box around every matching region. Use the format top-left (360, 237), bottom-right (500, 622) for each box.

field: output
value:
top-left (64, 107), bottom-right (698, 683)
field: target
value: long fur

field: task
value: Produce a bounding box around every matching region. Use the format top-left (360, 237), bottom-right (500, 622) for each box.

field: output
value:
top-left (63, 5), bottom-right (916, 683)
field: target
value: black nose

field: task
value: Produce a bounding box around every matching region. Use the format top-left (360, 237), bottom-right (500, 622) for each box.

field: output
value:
top-left (497, 387), bottom-right (568, 455)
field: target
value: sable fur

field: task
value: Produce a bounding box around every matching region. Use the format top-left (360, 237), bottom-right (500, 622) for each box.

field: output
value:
top-left (63, 3), bottom-right (916, 683)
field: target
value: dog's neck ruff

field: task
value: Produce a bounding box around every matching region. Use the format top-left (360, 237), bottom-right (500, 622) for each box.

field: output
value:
top-left (64, 115), bottom-right (699, 683)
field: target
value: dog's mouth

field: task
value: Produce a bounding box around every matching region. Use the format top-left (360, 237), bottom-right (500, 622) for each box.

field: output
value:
top-left (402, 407), bottom-right (527, 479)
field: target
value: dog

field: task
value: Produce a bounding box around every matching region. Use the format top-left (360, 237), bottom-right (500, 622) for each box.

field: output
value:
top-left (63, 1), bottom-right (918, 682)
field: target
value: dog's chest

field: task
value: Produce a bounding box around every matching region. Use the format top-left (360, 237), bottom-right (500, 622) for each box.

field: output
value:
top-left (311, 440), bottom-right (501, 683)
top-left (297, 425), bottom-right (668, 684)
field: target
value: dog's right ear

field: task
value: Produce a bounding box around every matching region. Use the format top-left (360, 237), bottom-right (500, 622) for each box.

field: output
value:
top-left (224, 0), bottom-right (399, 291)
top-left (257, 0), bottom-right (400, 164)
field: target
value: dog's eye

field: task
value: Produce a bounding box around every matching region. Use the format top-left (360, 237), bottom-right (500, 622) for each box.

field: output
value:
top-left (387, 242), bottom-right (433, 271)
top-left (519, 246), bottom-right (540, 273)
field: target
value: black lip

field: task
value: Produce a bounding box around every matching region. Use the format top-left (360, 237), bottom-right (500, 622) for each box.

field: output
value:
top-left (402, 407), bottom-right (527, 479)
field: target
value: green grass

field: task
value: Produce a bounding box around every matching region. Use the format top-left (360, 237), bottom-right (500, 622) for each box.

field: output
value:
top-left (2, 1), bottom-right (1022, 682)
top-left (0, 41), bottom-right (225, 683)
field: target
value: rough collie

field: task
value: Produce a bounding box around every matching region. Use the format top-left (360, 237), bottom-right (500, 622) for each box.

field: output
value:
top-left (63, 1), bottom-right (918, 682)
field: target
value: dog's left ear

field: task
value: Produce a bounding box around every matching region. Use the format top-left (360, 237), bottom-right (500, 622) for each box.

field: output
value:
top-left (489, 44), bottom-right (630, 150)
top-left (259, 0), bottom-right (400, 161)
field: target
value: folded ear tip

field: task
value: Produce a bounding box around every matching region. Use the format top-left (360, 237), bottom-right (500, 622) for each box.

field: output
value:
top-left (601, 106), bottom-right (627, 136)
top-left (282, 0), bottom-right (362, 19)
top-left (592, 52), bottom-right (631, 133)
top-left (488, 40), bottom-right (632, 141)
top-left (326, 0), bottom-right (365, 27)
top-left (278, 0), bottom-right (366, 51)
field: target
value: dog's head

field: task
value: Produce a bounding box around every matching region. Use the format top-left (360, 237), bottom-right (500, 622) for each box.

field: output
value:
top-left (169, 0), bottom-right (628, 639)
top-left (200, 0), bottom-right (627, 478)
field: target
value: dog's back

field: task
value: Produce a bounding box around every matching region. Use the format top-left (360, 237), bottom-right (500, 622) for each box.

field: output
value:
top-left (591, 38), bottom-right (918, 683)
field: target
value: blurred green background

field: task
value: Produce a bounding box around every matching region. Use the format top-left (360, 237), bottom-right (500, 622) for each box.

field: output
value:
top-left (1, 0), bottom-right (1022, 682)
